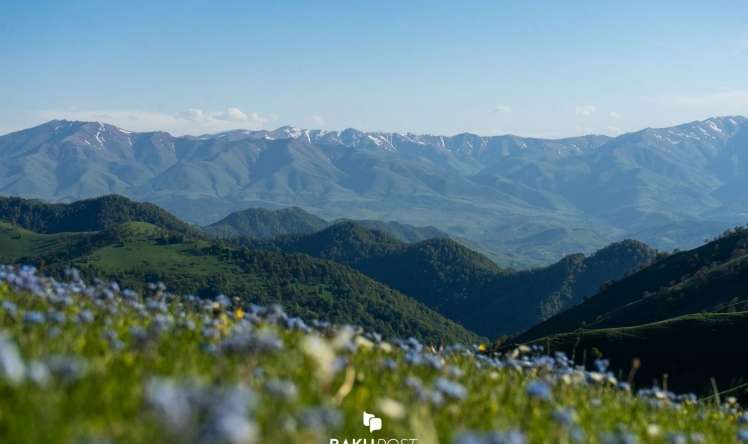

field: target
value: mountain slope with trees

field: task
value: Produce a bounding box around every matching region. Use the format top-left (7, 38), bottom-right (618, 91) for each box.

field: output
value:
top-left (204, 206), bottom-right (329, 238)
top-left (205, 205), bottom-right (526, 267)
top-left (247, 222), bottom-right (658, 338)
top-left (0, 198), bottom-right (476, 344)
top-left (517, 226), bottom-right (748, 342)
top-left (0, 194), bottom-right (195, 234)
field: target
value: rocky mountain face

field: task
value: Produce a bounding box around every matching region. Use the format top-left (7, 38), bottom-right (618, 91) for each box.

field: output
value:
top-left (2, 117), bottom-right (747, 264)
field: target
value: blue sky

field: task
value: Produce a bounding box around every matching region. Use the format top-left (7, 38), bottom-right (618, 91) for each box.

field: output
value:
top-left (1, 0), bottom-right (747, 137)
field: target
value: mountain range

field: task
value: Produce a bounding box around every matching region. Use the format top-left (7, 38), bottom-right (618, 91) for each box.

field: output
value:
top-left (3, 116), bottom-right (748, 265)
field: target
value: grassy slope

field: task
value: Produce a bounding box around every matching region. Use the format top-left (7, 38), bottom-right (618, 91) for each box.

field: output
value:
top-left (0, 222), bottom-right (477, 344)
top-left (0, 222), bottom-right (88, 262)
top-left (517, 228), bottom-right (748, 342)
top-left (532, 312), bottom-right (748, 397)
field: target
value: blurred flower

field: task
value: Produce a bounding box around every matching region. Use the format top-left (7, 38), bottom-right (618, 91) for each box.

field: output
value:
top-left (0, 332), bottom-right (25, 384)
top-left (739, 429), bottom-right (748, 442)
top-left (377, 397), bottom-right (406, 419)
top-left (302, 335), bottom-right (336, 384)
top-left (552, 407), bottom-right (578, 427)
top-left (525, 380), bottom-right (552, 401)
top-left (265, 379), bottom-right (298, 401)
top-left (434, 377), bottom-right (467, 400)
top-left (24, 311), bottom-right (46, 324)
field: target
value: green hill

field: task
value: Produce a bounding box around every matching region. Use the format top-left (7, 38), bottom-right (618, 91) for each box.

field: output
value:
top-left (0, 209), bottom-right (476, 344)
top-left (0, 194), bottom-right (195, 234)
top-left (335, 219), bottom-right (449, 243)
top-left (204, 205), bottom-right (528, 267)
top-left (204, 206), bottom-right (329, 238)
top-left (246, 222), bottom-right (658, 338)
top-left (517, 226), bottom-right (748, 342)
top-left (532, 312), bottom-right (748, 396)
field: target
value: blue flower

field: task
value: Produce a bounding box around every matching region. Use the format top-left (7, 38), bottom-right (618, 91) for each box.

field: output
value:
top-left (24, 311), bottom-right (46, 325)
top-left (738, 428), bottom-right (748, 442)
top-left (525, 380), bottom-right (552, 401)
top-left (434, 377), bottom-right (467, 400)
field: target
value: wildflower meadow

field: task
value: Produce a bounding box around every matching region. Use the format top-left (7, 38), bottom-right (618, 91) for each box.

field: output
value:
top-left (0, 265), bottom-right (745, 443)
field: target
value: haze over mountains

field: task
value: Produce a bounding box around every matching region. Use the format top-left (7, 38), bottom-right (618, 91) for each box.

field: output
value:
top-left (2, 116), bottom-right (748, 264)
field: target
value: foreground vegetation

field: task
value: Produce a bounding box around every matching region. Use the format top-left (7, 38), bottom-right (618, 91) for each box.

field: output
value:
top-left (1, 266), bottom-right (747, 443)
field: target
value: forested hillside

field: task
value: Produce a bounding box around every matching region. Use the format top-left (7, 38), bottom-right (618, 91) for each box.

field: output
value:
top-left (0, 195), bottom-right (195, 234)
top-left (0, 204), bottom-right (476, 343)
top-left (518, 226), bottom-right (748, 342)
top-left (246, 222), bottom-right (658, 337)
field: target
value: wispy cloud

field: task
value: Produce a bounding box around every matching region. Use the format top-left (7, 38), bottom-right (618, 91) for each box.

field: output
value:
top-left (609, 111), bottom-right (621, 119)
top-left (605, 126), bottom-right (623, 135)
top-left (37, 107), bottom-right (274, 135)
top-left (306, 115), bottom-right (326, 127)
top-left (575, 104), bottom-right (596, 117)
top-left (492, 105), bottom-right (512, 113)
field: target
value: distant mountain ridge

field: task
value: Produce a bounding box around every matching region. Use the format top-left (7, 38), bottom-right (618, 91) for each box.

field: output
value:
top-left (2, 116), bottom-right (747, 263)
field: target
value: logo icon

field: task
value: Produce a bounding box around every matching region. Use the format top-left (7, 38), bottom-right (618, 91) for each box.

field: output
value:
top-left (363, 411), bottom-right (382, 433)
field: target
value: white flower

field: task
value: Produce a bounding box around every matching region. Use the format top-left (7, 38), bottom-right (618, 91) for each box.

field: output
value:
top-left (302, 335), bottom-right (337, 383)
top-left (377, 398), bottom-right (406, 419)
top-left (0, 332), bottom-right (25, 385)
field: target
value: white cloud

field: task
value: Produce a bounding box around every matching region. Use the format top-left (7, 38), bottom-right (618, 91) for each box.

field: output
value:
top-left (36, 107), bottom-right (273, 135)
top-left (492, 104), bottom-right (512, 113)
top-left (575, 105), bottom-right (596, 117)
top-left (215, 107), bottom-right (250, 122)
top-left (307, 115), bottom-right (326, 127)
top-left (605, 126), bottom-right (623, 135)
top-left (609, 111), bottom-right (621, 119)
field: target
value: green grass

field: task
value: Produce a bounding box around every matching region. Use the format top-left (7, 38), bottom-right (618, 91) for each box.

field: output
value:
top-left (0, 222), bottom-right (86, 262)
top-left (0, 283), bottom-right (744, 443)
top-left (531, 311), bottom-right (748, 397)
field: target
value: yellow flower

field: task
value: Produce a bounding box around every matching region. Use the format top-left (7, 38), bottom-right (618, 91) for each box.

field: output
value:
top-left (234, 307), bottom-right (245, 320)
